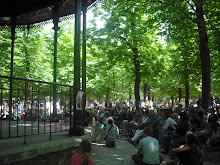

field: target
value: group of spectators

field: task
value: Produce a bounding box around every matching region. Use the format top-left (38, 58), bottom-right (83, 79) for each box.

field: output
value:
top-left (75, 98), bottom-right (220, 165)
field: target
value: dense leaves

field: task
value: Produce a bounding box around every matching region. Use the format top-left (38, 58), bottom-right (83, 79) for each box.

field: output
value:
top-left (0, 0), bottom-right (219, 105)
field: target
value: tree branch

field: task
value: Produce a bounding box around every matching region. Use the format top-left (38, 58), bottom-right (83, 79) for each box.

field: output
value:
top-left (184, 0), bottom-right (196, 12)
top-left (148, 0), bottom-right (197, 23)
top-left (120, 36), bottom-right (136, 54)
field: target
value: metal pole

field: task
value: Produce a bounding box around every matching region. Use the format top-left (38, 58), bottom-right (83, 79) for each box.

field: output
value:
top-left (82, 4), bottom-right (87, 116)
top-left (38, 84), bottom-right (40, 134)
top-left (49, 84), bottom-right (52, 140)
top-left (9, 16), bottom-right (16, 138)
top-left (53, 3), bottom-right (59, 120)
top-left (31, 87), bottom-right (33, 135)
top-left (24, 80), bottom-right (27, 144)
top-left (73, 0), bottom-right (82, 128)
top-left (0, 83), bottom-right (3, 138)
top-left (17, 85), bottom-right (19, 136)
top-left (69, 87), bottom-right (72, 130)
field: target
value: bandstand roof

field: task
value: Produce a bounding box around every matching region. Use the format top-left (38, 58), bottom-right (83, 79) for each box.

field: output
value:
top-left (0, 0), bottom-right (100, 27)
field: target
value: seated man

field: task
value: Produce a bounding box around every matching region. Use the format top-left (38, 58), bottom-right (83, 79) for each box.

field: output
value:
top-left (132, 127), bottom-right (162, 165)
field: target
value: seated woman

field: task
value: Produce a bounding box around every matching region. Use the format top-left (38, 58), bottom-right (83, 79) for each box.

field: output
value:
top-left (169, 132), bottom-right (202, 165)
top-left (91, 116), bottom-right (105, 142)
top-left (70, 140), bottom-right (93, 165)
top-left (105, 119), bottom-right (119, 147)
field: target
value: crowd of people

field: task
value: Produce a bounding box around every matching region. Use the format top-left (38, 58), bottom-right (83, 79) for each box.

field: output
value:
top-left (77, 98), bottom-right (220, 165)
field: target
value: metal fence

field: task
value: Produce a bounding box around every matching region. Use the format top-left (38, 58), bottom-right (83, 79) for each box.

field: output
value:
top-left (0, 75), bottom-right (73, 142)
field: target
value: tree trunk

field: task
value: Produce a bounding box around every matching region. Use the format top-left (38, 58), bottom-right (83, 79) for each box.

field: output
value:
top-left (185, 67), bottom-right (189, 107)
top-left (106, 87), bottom-right (110, 103)
top-left (178, 88), bottom-right (182, 102)
top-left (113, 72), bottom-right (116, 103)
top-left (129, 85), bottom-right (132, 105)
top-left (171, 95), bottom-right (174, 108)
top-left (195, 0), bottom-right (211, 110)
top-left (147, 87), bottom-right (150, 101)
top-left (133, 48), bottom-right (140, 112)
top-left (144, 83), bottom-right (147, 101)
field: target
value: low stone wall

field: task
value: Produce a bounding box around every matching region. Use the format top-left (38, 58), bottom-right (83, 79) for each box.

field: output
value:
top-left (0, 128), bottom-right (92, 165)
top-left (9, 146), bottom-right (78, 165)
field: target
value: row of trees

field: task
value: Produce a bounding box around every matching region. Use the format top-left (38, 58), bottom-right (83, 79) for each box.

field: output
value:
top-left (0, 0), bottom-right (219, 110)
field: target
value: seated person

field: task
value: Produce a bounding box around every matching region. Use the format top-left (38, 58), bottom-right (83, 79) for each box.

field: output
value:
top-left (162, 111), bottom-right (177, 154)
top-left (103, 111), bottom-right (114, 128)
top-left (195, 122), bottom-right (218, 144)
top-left (91, 116), bottom-right (105, 142)
top-left (105, 119), bottom-right (119, 147)
top-left (130, 110), bottom-right (158, 144)
top-left (169, 132), bottom-right (202, 165)
top-left (132, 127), bottom-right (162, 165)
top-left (70, 140), bottom-right (93, 165)
top-left (122, 110), bottom-right (148, 137)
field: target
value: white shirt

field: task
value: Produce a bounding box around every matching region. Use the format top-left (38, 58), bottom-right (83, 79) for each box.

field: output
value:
top-left (104, 117), bottom-right (114, 126)
top-left (142, 116), bottom-right (149, 124)
top-left (163, 117), bottom-right (177, 131)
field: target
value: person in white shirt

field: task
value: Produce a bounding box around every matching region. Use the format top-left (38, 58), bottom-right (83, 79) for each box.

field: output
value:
top-left (162, 111), bottom-right (177, 154)
top-left (103, 111), bottom-right (114, 127)
top-left (163, 111), bottom-right (177, 131)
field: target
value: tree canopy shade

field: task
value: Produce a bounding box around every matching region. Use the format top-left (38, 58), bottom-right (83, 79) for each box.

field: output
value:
top-left (0, 0), bottom-right (219, 110)
top-left (85, 0), bottom-right (219, 109)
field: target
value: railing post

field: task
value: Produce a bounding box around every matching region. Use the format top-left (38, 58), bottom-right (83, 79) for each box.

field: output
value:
top-left (69, 86), bottom-right (72, 130)
top-left (24, 80), bottom-right (27, 144)
top-left (31, 86), bottom-right (33, 135)
top-left (0, 82), bottom-right (3, 138)
top-left (38, 83), bottom-right (40, 134)
top-left (17, 84), bottom-right (20, 137)
top-left (49, 84), bottom-right (52, 140)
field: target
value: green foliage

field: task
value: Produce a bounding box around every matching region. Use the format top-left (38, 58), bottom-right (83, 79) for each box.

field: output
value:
top-left (0, 0), bottom-right (219, 102)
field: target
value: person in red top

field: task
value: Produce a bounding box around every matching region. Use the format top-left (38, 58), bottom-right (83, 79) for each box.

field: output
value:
top-left (70, 140), bottom-right (93, 165)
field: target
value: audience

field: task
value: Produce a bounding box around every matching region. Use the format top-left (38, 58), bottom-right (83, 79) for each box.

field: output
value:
top-left (82, 99), bottom-right (219, 164)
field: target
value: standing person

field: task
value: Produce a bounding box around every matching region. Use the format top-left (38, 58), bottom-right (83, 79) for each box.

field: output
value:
top-left (132, 127), bottom-right (162, 165)
top-left (105, 119), bottom-right (119, 147)
top-left (69, 140), bottom-right (93, 165)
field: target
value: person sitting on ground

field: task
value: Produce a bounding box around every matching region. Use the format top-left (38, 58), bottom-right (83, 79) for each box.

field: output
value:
top-left (69, 140), bottom-right (93, 165)
top-left (130, 110), bottom-right (158, 144)
top-left (161, 111), bottom-right (177, 154)
top-left (169, 112), bottom-right (189, 159)
top-left (169, 132), bottom-right (202, 165)
top-left (132, 127), bottom-right (162, 165)
top-left (103, 111), bottom-right (114, 128)
top-left (91, 116), bottom-right (105, 142)
top-left (105, 119), bottom-right (119, 147)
